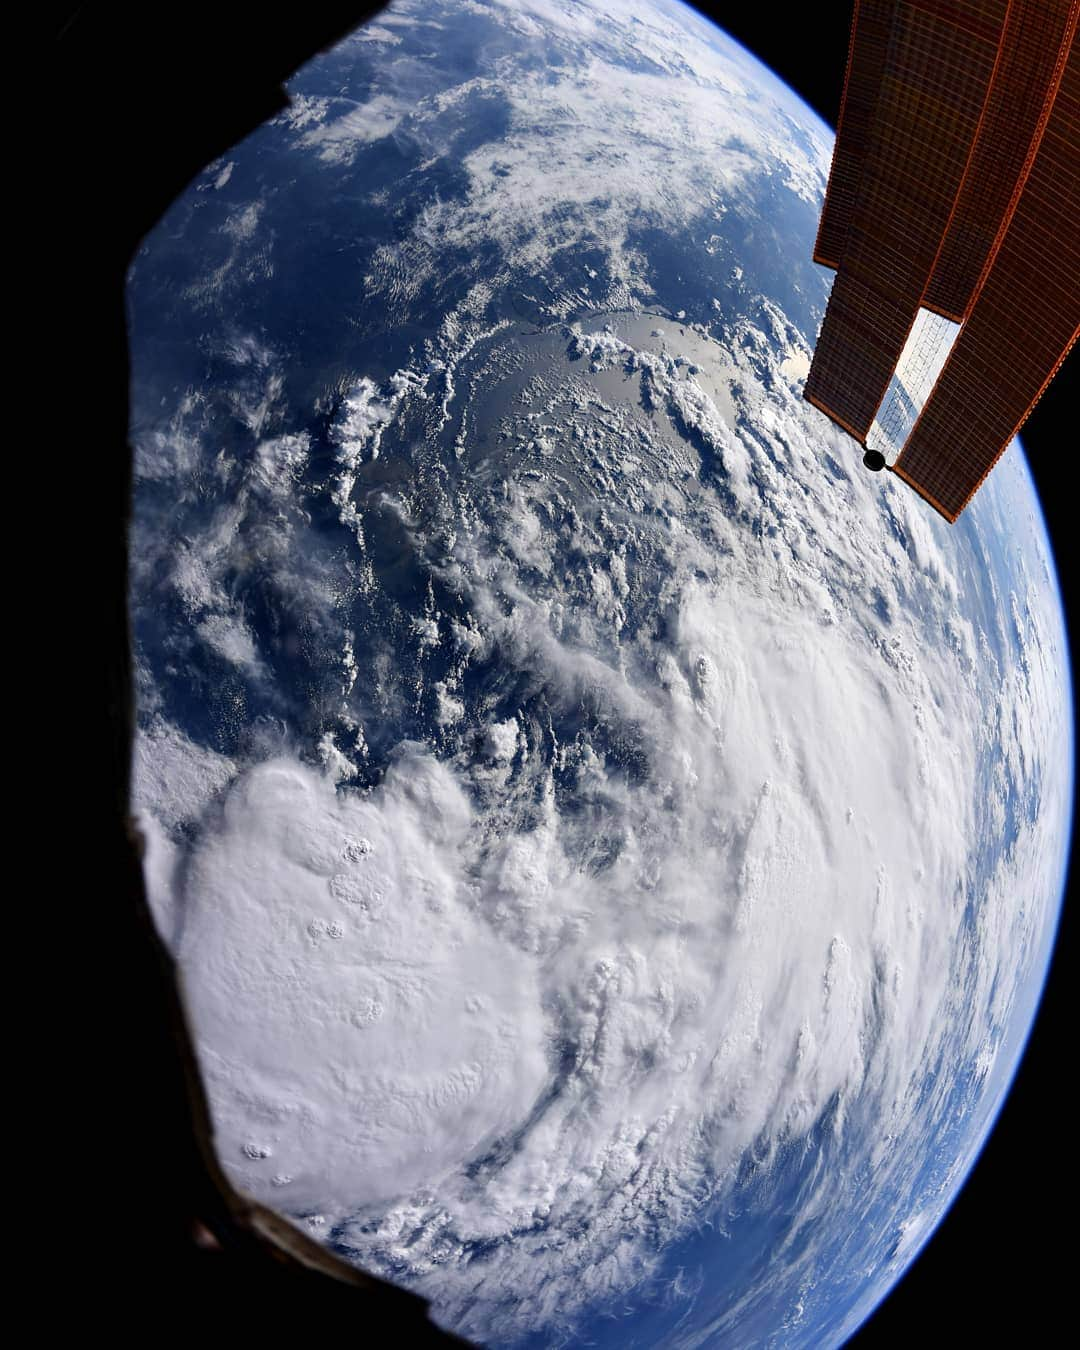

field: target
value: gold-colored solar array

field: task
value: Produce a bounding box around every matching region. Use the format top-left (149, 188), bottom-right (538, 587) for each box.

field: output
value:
top-left (806, 0), bottom-right (1079, 522)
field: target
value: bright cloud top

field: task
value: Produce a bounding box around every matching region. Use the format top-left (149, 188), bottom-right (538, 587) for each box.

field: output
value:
top-left (161, 310), bottom-right (1065, 1338)
top-left (127, 0), bottom-right (1071, 1344)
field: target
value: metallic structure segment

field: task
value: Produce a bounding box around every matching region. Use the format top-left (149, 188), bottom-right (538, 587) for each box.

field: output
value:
top-left (804, 0), bottom-right (1008, 440)
top-left (923, 0), bottom-right (1077, 321)
top-left (814, 0), bottom-right (893, 268)
top-left (806, 1), bottom-right (1078, 522)
top-left (894, 23), bottom-right (1080, 520)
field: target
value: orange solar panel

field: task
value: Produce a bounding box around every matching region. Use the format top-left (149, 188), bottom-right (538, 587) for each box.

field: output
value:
top-left (922, 0), bottom-right (1076, 322)
top-left (805, 1), bottom-right (1079, 523)
top-left (813, 0), bottom-right (892, 269)
top-left (804, 0), bottom-right (1007, 439)
top-left (894, 21), bottom-right (1080, 521)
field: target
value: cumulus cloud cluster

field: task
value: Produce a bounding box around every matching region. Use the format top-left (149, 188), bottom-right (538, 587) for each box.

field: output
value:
top-left (271, 0), bottom-right (832, 311)
top-left (150, 305), bottom-right (1068, 1342)
top-left (180, 750), bottom-right (549, 1213)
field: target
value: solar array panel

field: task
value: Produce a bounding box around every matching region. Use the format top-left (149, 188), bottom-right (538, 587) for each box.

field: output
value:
top-left (895, 26), bottom-right (1080, 520)
top-left (805, 0), bottom-right (1078, 522)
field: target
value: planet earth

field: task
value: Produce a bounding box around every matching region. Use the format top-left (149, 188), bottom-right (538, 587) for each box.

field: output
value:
top-left (127, 0), bottom-right (1073, 1344)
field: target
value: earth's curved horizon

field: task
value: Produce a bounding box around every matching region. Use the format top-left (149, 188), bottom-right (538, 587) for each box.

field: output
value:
top-left (127, 1), bottom-right (1073, 1344)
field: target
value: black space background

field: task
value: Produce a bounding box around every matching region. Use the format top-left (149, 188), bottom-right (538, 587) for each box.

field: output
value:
top-left (52, 2), bottom-right (1072, 1343)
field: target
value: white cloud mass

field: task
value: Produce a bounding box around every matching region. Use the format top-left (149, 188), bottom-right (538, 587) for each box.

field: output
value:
top-left (128, 0), bottom-right (1072, 1344)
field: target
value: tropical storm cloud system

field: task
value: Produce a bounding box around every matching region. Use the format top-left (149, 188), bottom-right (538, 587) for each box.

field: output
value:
top-left (126, 1), bottom-right (1072, 1344)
